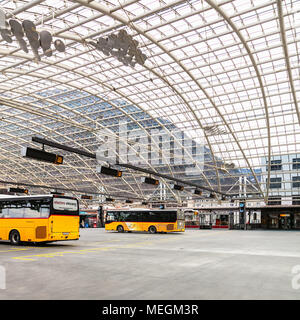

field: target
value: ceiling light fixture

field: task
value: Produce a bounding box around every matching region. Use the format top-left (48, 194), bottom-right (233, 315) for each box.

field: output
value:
top-left (21, 146), bottom-right (63, 164)
top-left (194, 189), bottom-right (202, 195)
top-left (96, 165), bottom-right (122, 177)
top-left (141, 176), bottom-right (159, 186)
top-left (90, 29), bottom-right (147, 68)
top-left (0, 9), bottom-right (65, 60)
top-left (81, 195), bottom-right (93, 200)
top-left (9, 187), bottom-right (28, 194)
top-left (170, 183), bottom-right (184, 191)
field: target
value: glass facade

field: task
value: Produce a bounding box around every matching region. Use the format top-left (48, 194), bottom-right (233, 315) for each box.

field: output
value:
top-left (261, 154), bottom-right (300, 203)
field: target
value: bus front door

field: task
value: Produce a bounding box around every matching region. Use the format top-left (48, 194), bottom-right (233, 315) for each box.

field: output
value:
top-left (124, 222), bottom-right (140, 232)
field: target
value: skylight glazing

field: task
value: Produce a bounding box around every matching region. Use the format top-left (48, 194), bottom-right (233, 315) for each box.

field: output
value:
top-left (0, 0), bottom-right (299, 203)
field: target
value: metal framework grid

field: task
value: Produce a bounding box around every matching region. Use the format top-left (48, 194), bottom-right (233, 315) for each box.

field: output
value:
top-left (0, 0), bottom-right (299, 204)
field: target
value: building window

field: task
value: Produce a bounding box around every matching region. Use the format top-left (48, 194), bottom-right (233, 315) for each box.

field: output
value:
top-left (292, 196), bottom-right (300, 206)
top-left (267, 197), bottom-right (281, 205)
top-left (267, 177), bottom-right (282, 189)
top-left (293, 158), bottom-right (300, 170)
top-left (269, 160), bottom-right (282, 171)
top-left (292, 176), bottom-right (300, 188)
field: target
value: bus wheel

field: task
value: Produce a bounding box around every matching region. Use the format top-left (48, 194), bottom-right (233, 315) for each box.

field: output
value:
top-left (148, 226), bottom-right (157, 234)
top-left (117, 225), bottom-right (124, 233)
top-left (9, 230), bottom-right (21, 246)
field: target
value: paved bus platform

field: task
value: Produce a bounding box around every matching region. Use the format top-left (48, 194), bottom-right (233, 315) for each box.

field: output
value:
top-left (0, 229), bottom-right (300, 300)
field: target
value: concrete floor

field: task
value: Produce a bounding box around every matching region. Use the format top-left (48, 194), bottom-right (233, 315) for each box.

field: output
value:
top-left (0, 228), bottom-right (300, 299)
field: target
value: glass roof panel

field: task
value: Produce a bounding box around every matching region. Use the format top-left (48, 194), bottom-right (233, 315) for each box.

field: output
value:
top-left (0, 0), bottom-right (298, 202)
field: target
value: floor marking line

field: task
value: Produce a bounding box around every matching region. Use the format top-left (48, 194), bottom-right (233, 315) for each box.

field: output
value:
top-left (10, 237), bottom-right (188, 261)
top-left (0, 248), bottom-right (29, 253)
top-left (11, 246), bottom-right (120, 260)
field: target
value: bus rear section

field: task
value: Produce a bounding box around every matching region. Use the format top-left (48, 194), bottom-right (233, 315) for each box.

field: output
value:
top-left (48, 196), bottom-right (80, 242)
top-left (0, 195), bottom-right (79, 245)
top-left (105, 209), bottom-right (185, 233)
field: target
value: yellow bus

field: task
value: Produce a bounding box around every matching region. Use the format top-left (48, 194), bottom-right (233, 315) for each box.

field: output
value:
top-left (0, 194), bottom-right (80, 245)
top-left (105, 209), bottom-right (185, 233)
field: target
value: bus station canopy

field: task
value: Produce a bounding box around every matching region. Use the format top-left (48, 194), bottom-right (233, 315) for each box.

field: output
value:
top-left (0, 0), bottom-right (299, 203)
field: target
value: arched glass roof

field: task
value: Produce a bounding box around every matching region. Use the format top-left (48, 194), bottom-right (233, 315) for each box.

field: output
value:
top-left (0, 0), bottom-right (299, 203)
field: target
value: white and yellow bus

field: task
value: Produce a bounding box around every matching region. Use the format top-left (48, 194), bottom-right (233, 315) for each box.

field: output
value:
top-left (105, 208), bottom-right (185, 233)
top-left (0, 194), bottom-right (80, 245)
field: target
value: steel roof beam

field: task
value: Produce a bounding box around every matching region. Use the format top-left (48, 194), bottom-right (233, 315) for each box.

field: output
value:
top-left (277, 0), bottom-right (300, 125)
top-left (32, 136), bottom-right (228, 196)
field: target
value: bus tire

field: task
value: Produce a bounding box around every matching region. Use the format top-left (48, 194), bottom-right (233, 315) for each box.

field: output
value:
top-left (148, 226), bottom-right (157, 234)
top-left (9, 230), bottom-right (21, 246)
top-left (117, 225), bottom-right (124, 233)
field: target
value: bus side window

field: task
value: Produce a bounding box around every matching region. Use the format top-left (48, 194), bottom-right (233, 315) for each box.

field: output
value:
top-left (148, 211), bottom-right (156, 222)
top-left (136, 212), bottom-right (143, 222)
top-left (23, 201), bottom-right (40, 218)
top-left (127, 212), bottom-right (138, 222)
top-left (169, 211), bottom-right (177, 222)
top-left (24, 207), bottom-right (40, 218)
top-left (107, 212), bottom-right (116, 222)
top-left (2, 208), bottom-right (9, 218)
top-left (142, 211), bottom-right (150, 222)
top-left (114, 212), bottom-right (120, 222)
top-left (160, 211), bottom-right (169, 222)
top-left (8, 206), bottom-right (24, 218)
top-left (40, 206), bottom-right (50, 217)
top-left (119, 212), bottom-right (127, 221)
